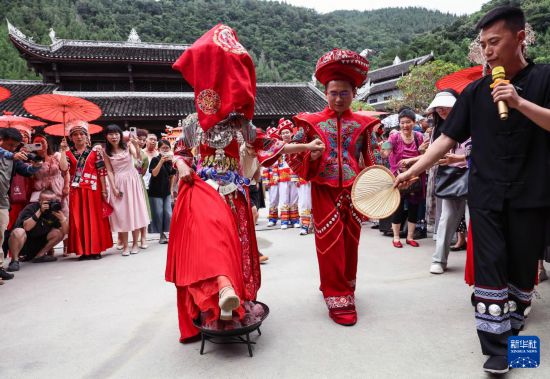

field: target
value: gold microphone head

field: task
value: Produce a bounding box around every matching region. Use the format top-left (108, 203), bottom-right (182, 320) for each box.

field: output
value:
top-left (492, 66), bottom-right (506, 80)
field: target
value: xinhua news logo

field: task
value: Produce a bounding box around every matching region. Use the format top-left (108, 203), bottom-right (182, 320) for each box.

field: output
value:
top-left (508, 336), bottom-right (540, 368)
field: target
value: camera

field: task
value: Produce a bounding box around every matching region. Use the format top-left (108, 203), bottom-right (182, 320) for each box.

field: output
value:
top-left (26, 152), bottom-right (44, 162)
top-left (48, 200), bottom-right (62, 213)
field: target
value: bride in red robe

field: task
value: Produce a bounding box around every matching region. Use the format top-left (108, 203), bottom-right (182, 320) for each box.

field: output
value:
top-left (59, 120), bottom-right (113, 259)
top-left (166, 24), bottom-right (324, 343)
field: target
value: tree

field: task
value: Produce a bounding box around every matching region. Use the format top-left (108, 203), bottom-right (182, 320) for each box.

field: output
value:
top-left (391, 60), bottom-right (462, 112)
top-left (351, 100), bottom-right (376, 112)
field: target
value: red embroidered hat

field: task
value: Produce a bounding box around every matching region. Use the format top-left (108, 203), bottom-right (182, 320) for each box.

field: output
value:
top-left (172, 24), bottom-right (256, 131)
top-left (277, 118), bottom-right (294, 134)
top-left (266, 126), bottom-right (280, 139)
top-left (315, 48), bottom-right (369, 88)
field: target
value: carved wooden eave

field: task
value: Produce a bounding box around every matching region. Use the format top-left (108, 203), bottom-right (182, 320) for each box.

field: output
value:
top-left (7, 20), bottom-right (188, 64)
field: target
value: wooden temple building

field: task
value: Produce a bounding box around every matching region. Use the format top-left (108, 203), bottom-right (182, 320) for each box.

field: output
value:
top-left (357, 53), bottom-right (434, 110)
top-left (2, 22), bottom-right (327, 133)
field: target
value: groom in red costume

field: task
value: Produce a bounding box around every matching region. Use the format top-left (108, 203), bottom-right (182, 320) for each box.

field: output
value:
top-left (290, 49), bottom-right (378, 326)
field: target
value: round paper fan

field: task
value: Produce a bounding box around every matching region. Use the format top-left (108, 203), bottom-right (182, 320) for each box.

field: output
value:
top-left (351, 165), bottom-right (401, 219)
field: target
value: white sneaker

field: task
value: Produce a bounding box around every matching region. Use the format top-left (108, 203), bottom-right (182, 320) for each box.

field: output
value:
top-left (293, 223), bottom-right (301, 228)
top-left (281, 224), bottom-right (288, 230)
top-left (267, 221), bottom-right (276, 227)
top-left (430, 263), bottom-right (444, 274)
top-left (299, 228), bottom-right (308, 235)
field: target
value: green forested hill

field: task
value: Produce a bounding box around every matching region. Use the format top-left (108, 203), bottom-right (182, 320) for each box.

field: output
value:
top-left (0, 0), bottom-right (456, 81)
top-left (1, 0), bottom-right (547, 83)
top-left (406, 0), bottom-right (550, 67)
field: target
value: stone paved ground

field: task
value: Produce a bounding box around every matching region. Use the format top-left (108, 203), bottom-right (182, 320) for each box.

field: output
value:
top-left (1, 212), bottom-right (548, 378)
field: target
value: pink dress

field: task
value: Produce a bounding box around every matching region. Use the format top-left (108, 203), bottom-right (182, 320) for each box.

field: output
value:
top-left (108, 150), bottom-right (150, 232)
top-left (30, 152), bottom-right (68, 215)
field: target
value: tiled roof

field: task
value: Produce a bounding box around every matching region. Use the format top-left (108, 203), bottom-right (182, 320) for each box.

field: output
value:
top-left (8, 21), bottom-right (187, 64)
top-left (368, 79), bottom-right (400, 96)
top-left (255, 83), bottom-right (326, 116)
top-left (0, 80), bottom-right (57, 117)
top-left (368, 53), bottom-right (434, 83)
top-left (0, 81), bottom-right (326, 121)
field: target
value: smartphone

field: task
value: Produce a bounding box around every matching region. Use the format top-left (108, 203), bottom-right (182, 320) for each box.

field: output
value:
top-left (24, 143), bottom-right (42, 152)
top-left (129, 127), bottom-right (137, 137)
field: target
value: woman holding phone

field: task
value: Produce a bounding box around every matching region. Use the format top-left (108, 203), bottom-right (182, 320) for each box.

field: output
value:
top-left (103, 124), bottom-right (150, 256)
top-left (147, 139), bottom-right (176, 244)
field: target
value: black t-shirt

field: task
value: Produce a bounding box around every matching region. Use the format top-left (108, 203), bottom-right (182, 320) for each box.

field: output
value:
top-left (148, 156), bottom-right (176, 198)
top-left (14, 202), bottom-right (61, 237)
top-left (441, 62), bottom-right (550, 211)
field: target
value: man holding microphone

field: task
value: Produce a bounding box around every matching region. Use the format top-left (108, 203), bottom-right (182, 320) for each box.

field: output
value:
top-left (395, 6), bottom-right (550, 374)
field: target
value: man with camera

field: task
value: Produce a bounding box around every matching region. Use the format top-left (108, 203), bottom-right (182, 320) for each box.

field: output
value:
top-left (0, 127), bottom-right (42, 283)
top-left (7, 189), bottom-right (68, 271)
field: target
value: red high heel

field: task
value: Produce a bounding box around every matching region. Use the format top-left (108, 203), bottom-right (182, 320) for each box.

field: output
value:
top-left (392, 240), bottom-right (403, 248)
top-left (406, 239), bottom-right (419, 247)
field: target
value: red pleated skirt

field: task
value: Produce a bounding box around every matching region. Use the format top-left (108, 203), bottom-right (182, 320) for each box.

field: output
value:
top-left (68, 187), bottom-right (113, 255)
top-left (166, 175), bottom-right (248, 340)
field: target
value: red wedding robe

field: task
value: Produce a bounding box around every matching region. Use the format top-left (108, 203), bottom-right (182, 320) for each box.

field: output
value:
top-left (166, 134), bottom-right (284, 342)
top-left (67, 149), bottom-right (113, 256)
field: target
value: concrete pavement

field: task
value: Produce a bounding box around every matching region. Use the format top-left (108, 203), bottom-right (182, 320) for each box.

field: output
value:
top-left (0, 216), bottom-right (549, 378)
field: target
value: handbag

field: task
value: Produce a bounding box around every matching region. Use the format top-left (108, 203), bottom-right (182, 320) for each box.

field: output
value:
top-left (9, 175), bottom-right (31, 203)
top-left (434, 165), bottom-right (468, 199)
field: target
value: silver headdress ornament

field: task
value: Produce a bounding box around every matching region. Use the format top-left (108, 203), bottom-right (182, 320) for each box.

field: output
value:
top-left (468, 23), bottom-right (536, 75)
top-left (178, 111), bottom-right (257, 149)
top-left (179, 113), bottom-right (201, 148)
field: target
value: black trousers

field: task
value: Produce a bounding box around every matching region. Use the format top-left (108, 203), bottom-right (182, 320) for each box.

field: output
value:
top-left (391, 196), bottom-right (419, 225)
top-left (471, 204), bottom-right (548, 357)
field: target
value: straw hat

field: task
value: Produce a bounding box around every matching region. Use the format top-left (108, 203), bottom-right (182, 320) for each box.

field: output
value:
top-left (351, 165), bottom-right (401, 219)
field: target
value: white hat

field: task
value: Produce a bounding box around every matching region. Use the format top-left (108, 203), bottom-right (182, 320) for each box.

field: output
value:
top-left (426, 91), bottom-right (457, 113)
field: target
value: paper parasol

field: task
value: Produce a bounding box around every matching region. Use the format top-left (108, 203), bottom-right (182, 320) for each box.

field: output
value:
top-left (0, 111), bottom-right (46, 128)
top-left (351, 165), bottom-right (401, 219)
top-left (23, 94), bottom-right (101, 127)
top-left (436, 65), bottom-right (484, 94)
top-left (44, 123), bottom-right (103, 137)
top-left (0, 86), bottom-right (11, 102)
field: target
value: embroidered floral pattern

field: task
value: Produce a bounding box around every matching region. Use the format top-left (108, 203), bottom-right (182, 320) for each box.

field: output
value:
top-left (325, 294), bottom-right (355, 309)
top-left (197, 89), bottom-right (221, 115)
top-left (213, 25), bottom-right (247, 55)
top-left (316, 118), bottom-right (363, 183)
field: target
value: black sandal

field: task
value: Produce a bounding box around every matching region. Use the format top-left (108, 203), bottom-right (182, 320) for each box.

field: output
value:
top-left (32, 255), bottom-right (58, 263)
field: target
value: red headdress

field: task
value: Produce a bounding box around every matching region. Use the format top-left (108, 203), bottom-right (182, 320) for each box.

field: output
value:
top-left (172, 24), bottom-right (256, 132)
top-left (266, 126), bottom-right (280, 139)
top-left (277, 118), bottom-right (294, 134)
top-left (315, 48), bottom-right (369, 88)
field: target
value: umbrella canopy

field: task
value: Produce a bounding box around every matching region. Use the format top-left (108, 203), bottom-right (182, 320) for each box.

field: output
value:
top-left (23, 94), bottom-right (102, 124)
top-left (356, 110), bottom-right (389, 117)
top-left (0, 111), bottom-right (46, 128)
top-left (0, 86), bottom-right (11, 102)
top-left (436, 65), bottom-right (484, 94)
top-left (44, 123), bottom-right (103, 137)
top-left (381, 112), bottom-right (423, 129)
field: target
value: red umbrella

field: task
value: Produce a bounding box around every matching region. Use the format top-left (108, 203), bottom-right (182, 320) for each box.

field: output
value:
top-left (44, 123), bottom-right (103, 137)
top-left (0, 111), bottom-right (46, 128)
top-left (23, 94), bottom-right (102, 136)
top-left (436, 65), bottom-right (484, 94)
top-left (0, 86), bottom-right (11, 102)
